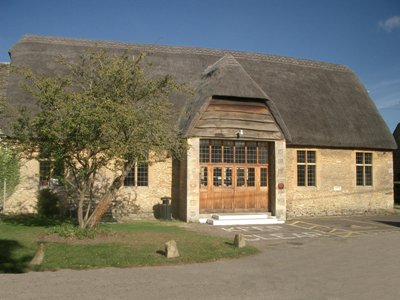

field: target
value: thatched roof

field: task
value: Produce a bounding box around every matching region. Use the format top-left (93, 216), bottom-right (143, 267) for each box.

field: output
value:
top-left (3, 35), bottom-right (397, 150)
top-left (0, 63), bottom-right (9, 100)
top-left (394, 123), bottom-right (400, 147)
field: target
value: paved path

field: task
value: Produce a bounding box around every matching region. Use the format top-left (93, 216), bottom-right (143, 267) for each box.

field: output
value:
top-left (1, 215), bottom-right (400, 300)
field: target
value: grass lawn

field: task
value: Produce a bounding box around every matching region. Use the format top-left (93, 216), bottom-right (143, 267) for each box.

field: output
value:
top-left (0, 215), bottom-right (258, 273)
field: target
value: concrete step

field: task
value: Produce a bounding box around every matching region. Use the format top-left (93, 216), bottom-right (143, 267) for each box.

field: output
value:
top-left (206, 214), bottom-right (284, 226)
top-left (211, 213), bottom-right (272, 220)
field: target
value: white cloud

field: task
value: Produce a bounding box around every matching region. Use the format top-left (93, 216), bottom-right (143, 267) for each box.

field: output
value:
top-left (370, 78), bottom-right (400, 90)
top-left (368, 76), bottom-right (400, 110)
top-left (378, 16), bottom-right (400, 32)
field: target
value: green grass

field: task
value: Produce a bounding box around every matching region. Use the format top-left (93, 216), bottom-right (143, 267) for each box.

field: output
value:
top-left (0, 215), bottom-right (258, 273)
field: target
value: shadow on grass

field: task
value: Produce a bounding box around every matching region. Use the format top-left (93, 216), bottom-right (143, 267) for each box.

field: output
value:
top-left (0, 214), bottom-right (70, 227)
top-left (156, 250), bottom-right (166, 256)
top-left (0, 239), bottom-right (33, 273)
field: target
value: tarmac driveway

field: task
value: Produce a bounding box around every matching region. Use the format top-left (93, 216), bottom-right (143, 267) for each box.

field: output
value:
top-left (1, 215), bottom-right (400, 300)
top-left (188, 214), bottom-right (400, 249)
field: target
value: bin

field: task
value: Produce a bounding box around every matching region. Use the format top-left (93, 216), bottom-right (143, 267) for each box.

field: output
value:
top-left (160, 197), bottom-right (172, 220)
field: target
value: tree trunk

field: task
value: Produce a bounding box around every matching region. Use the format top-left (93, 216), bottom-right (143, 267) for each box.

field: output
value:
top-left (77, 190), bottom-right (85, 228)
top-left (86, 175), bottom-right (124, 229)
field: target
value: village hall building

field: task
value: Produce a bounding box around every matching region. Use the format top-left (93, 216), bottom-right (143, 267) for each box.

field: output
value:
top-left (0, 35), bottom-right (397, 223)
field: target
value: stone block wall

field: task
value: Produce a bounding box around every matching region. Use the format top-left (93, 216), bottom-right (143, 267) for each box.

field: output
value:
top-left (185, 138), bottom-right (200, 222)
top-left (5, 158), bottom-right (39, 214)
top-left (6, 156), bottom-right (173, 220)
top-left (286, 147), bottom-right (394, 217)
top-left (273, 140), bottom-right (287, 220)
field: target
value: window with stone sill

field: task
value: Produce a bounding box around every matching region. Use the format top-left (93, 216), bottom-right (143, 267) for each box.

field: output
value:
top-left (356, 152), bottom-right (372, 186)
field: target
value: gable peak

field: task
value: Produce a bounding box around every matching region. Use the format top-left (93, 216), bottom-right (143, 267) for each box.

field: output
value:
top-left (202, 53), bottom-right (242, 77)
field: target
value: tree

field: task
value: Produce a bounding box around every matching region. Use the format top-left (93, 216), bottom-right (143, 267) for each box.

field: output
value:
top-left (13, 50), bottom-right (187, 228)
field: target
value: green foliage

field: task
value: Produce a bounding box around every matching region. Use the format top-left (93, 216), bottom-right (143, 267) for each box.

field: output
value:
top-left (0, 146), bottom-right (20, 200)
top-left (37, 189), bottom-right (60, 217)
top-left (13, 50), bottom-right (189, 228)
top-left (47, 223), bottom-right (110, 239)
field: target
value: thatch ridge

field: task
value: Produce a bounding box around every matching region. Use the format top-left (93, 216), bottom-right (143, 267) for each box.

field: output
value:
top-left (17, 35), bottom-right (349, 72)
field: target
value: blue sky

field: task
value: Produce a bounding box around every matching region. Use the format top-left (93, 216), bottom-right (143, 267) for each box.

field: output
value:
top-left (1, 0), bottom-right (399, 131)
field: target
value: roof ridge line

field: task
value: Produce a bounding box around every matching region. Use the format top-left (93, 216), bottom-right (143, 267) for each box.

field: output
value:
top-left (20, 35), bottom-right (349, 72)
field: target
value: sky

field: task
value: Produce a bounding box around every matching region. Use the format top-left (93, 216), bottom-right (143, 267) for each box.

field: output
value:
top-left (1, 0), bottom-right (399, 131)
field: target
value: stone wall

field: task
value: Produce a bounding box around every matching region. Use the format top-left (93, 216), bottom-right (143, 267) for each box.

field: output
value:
top-left (272, 140), bottom-right (287, 220)
top-left (286, 147), bottom-right (394, 217)
top-left (6, 157), bottom-right (173, 220)
top-left (116, 158), bottom-right (172, 220)
top-left (185, 138), bottom-right (200, 222)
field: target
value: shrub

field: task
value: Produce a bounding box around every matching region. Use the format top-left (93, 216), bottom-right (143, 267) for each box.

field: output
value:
top-left (37, 189), bottom-right (60, 217)
top-left (0, 146), bottom-right (20, 200)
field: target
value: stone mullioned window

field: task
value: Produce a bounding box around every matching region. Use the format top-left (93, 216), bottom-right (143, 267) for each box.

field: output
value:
top-left (297, 150), bottom-right (316, 187)
top-left (124, 162), bottom-right (148, 187)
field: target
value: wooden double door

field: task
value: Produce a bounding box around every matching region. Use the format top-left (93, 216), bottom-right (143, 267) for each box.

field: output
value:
top-left (200, 165), bottom-right (269, 212)
top-left (199, 140), bottom-right (269, 213)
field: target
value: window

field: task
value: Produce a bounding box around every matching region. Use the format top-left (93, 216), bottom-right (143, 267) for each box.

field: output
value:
top-left (356, 152), bottom-right (372, 186)
top-left (258, 143), bottom-right (268, 164)
top-left (199, 140), bottom-right (269, 164)
top-left (260, 168), bottom-right (268, 187)
top-left (235, 142), bottom-right (245, 163)
top-left (247, 142), bottom-right (257, 164)
top-left (211, 140), bottom-right (222, 163)
top-left (200, 140), bottom-right (210, 163)
top-left (137, 163), bottom-right (148, 186)
top-left (124, 167), bottom-right (135, 187)
top-left (224, 167), bottom-right (232, 187)
top-left (223, 141), bottom-right (234, 163)
top-left (39, 160), bottom-right (52, 187)
top-left (199, 140), bottom-right (269, 189)
top-left (247, 168), bottom-right (255, 186)
top-left (39, 158), bottom-right (64, 187)
top-left (213, 167), bottom-right (222, 187)
top-left (297, 150), bottom-right (316, 186)
top-left (200, 167), bottom-right (208, 187)
top-left (124, 160), bottom-right (149, 187)
top-left (236, 167), bottom-right (245, 187)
